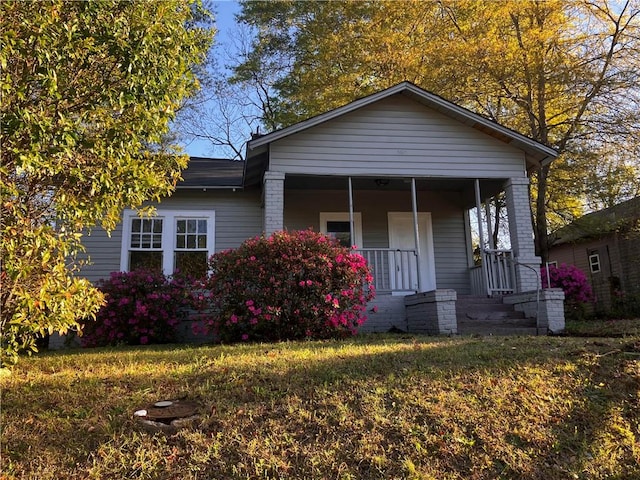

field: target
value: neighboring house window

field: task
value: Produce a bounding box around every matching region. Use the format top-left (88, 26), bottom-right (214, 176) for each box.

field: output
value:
top-left (121, 210), bottom-right (214, 277)
top-left (547, 261), bottom-right (558, 267)
top-left (319, 212), bottom-right (363, 248)
top-left (589, 253), bottom-right (601, 274)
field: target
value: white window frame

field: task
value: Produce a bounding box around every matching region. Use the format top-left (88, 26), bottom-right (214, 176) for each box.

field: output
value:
top-left (120, 209), bottom-right (215, 275)
top-left (319, 212), bottom-right (363, 248)
top-left (588, 253), bottom-right (601, 274)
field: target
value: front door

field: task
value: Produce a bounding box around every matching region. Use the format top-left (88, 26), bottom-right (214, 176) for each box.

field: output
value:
top-left (388, 212), bottom-right (436, 292)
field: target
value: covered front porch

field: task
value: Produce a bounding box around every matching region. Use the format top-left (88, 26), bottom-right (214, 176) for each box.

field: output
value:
top-left (262, 172), bottom-right (565, 335)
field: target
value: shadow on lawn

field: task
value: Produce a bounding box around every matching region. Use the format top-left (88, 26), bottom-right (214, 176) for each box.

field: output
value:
top-left (524, 346), bottom-right (639, 480)
top-left (3, 335), bottom-right (639, 479)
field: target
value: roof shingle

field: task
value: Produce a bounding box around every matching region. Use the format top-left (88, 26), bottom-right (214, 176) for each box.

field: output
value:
top-left (178, 157), bottom-right (244, 188)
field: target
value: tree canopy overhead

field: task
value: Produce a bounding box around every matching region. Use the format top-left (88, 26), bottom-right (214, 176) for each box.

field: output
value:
top-left (234, 0), bottom-right (640, 258)
top-left (0, 0), bottom-right (214, 366)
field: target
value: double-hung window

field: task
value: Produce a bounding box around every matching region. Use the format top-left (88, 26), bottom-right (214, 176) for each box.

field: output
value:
top-left (588, 252), bottom-right (601, 274)
top-left (174, 218), bottom-right (209, 278)
top-left (319, 212), bottom-right (363, 248)
top-left (121, 210), bottom-right (214, 278)
top-left (128, 217), bottom-right (164, 272)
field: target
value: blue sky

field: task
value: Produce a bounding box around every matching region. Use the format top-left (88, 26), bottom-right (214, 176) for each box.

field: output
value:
top-left (181, 1), bottom-right (242, 158)
top-left (212, 0), bottom-right (241, 46)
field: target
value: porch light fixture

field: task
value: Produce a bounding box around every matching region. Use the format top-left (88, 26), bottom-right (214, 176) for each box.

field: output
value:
top-left (374, 178), bottom-right (390, 187)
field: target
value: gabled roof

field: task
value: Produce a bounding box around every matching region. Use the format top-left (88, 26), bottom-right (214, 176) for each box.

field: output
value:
top-left (178, 157), bottom-right (244, 189)
top-left (246, 81), bottom-right (558, 169)
top-left (550, 196), bottom-right (640, 246)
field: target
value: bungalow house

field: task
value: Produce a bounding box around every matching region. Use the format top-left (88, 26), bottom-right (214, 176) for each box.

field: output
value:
top-left (71, 82), bottom-right (566, 342)
top-left (548, 196), bottom-right (640, 314)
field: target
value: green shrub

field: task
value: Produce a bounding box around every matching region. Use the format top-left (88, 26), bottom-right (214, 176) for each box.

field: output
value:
top-left (611, 291), bottom-right (640, 319)
top-left (541, 264), bottom-right (594, 320)
top-left (200, 230), bottom-right (375, 343)
top-left (81, 270), bottom-right (205, 347)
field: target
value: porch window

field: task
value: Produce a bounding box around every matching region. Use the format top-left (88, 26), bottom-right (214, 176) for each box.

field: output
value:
top-left (325, 221), bottom-right (351, 247)
top-left (121, 210), bottom-right (214, 277)
top-left (319, 212), bottom-right (363, 248)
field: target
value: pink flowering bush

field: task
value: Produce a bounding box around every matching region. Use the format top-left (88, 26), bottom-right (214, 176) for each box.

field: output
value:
top-left (541, 263), bottom-right (594, 308)
top-left (81, 270), bottom-right (204, 347)
top-left (201, 229), bottom-right (375, 343)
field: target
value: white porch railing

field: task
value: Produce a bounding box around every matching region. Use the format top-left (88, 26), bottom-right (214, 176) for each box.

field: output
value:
top-left (359, 248), bottom-right (419, 293)
top-left (470, 249), bottom-right (516, 296)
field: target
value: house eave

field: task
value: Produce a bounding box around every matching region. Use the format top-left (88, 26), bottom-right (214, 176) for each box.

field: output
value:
top-left (246, 82), bottom-right (559, 165)
top-left (176, 185), bottom-right (243, 190)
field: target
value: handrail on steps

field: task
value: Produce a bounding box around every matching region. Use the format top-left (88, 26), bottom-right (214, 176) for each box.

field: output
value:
top-left (505, 257), bottom-right (541, 323)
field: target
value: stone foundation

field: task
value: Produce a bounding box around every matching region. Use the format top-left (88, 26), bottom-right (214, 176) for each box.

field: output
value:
top-left (361, 295), bottom-right (408, 332)
top-left (404, 289), bottom-right (457, 335)
top-left (48, 317), bottom-right (215, 350)
top-left (48, 331), bottom-right (80, 350)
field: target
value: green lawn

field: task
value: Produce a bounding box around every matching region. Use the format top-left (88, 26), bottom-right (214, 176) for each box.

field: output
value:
top-left (1, 332), bottom-right (639, 479)
top-left (565, 318), bottom-right (640, 337)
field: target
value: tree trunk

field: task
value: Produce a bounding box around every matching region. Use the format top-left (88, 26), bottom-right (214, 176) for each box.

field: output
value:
top-left (492, 195), bottom-right (503, 249)
top-left (534, 164), bottom-right (550, 263)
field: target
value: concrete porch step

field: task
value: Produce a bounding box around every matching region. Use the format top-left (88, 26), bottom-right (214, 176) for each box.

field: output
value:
top-left (458, 318), bottom-right (541, 335)
top-left (458, 317), bottom-right (534, 327)
top-left (458, 325), bottom-right (543, 336)
top-left (457, 308), bottom-right (526, 321)
top-left (456, 295), bottom-right (541, 336)
top-left (457, 302), bottom-right (516, 311)
top-left (456, 295), bottom-right (505, 305)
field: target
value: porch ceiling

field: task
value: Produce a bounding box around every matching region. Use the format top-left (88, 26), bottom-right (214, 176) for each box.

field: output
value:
top-left (284, 175), bottom-right (504, 207)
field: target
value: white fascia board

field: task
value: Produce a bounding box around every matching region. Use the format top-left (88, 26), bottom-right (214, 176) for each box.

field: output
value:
top-left (247, 81), bottom-right (558, 161)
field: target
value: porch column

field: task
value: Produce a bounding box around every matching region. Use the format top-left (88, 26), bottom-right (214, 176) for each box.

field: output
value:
top-left (474, 179), bottom-right (486, 251)
top-left (474, 179), bottom-right (489, 296)
top-left (348, 177), bottom-right (355, 247)
top-left (263, 171), bottom-right (286, 236)
top-left (411, 177), bottom-right (423, 292)
top-left (504, 177), bottom-right (540, 292)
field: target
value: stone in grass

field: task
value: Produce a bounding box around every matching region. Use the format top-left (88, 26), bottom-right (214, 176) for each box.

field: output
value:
top-left (134, 399), bottom-right (202, 434)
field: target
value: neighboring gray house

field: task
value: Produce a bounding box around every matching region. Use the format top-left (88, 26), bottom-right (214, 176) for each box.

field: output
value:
top-left (78, 82), bottom-right (565, 337)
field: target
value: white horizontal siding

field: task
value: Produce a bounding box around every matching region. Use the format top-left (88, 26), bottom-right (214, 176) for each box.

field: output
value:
top-left (270, 95), bottom-right (527, 178)
top-left (78, 224), bottom-right (123, 283)
top-left (430, 202), bottom-right (472, 294)
top-left (157, 190), bottom-right (263, 251)
top-left (79, 190), bottom-right (263, 283)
